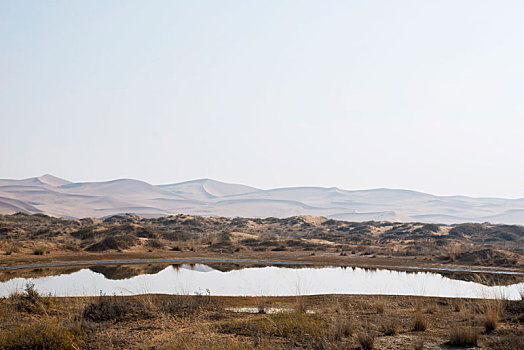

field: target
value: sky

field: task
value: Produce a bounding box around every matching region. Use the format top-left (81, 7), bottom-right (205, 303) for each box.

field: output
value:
top-left (1, 1), bottom-right (524, 198)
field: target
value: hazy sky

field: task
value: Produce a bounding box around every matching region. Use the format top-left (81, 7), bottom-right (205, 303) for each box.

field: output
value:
top-left (1, 1), bottom-right (524, 198)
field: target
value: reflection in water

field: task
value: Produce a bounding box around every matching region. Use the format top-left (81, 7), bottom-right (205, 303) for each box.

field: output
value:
top-left (0, 266), bottom-right (83, 282)
top-left (89, 265), bottom-right (165, 280)
top-left (0, 264), bottom-right (522, 299)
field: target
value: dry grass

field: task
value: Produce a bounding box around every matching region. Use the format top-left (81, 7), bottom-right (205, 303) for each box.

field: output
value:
top-left (0, 292), bottom-right (522, 349)
top-left (159, 332), bottom-right (255, 350)
top-left (9, 282), bottom-right (50, 314)
top-left (82, 294), bottom-right (157, 322)
top-left (83, 296), bottom-right (135, 322)
top-left (483, 303), bottom-right (501, 333)
top-left (219, 309), bottom-right (324, 339)
top-left (160, 293), bottom-right (216, 318)
top-left (374, 299), bottom-right (386, 314)
top-left (357, 332), bottom-right (375, 350)
top-left (330, 315), bottom-right (354, 341)
top-left (381, 319), bottom-right (398, 336)
top-left (0, 321), bottom-right (79, 350)
top-left (449, 326), bottom-right (479, 347)
top-left (413, 309), bottom-right (427, 331)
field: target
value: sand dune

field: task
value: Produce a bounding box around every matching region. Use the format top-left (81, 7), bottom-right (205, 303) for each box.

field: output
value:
top-left (0, 175), bottom-right (523, 224)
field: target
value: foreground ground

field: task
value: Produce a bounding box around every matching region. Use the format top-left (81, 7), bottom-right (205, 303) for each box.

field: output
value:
top-left (0, 286), bottom-right (523, 350)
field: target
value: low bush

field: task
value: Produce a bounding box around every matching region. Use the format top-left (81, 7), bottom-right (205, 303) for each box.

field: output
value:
top-left (10, 282), bottom-right (49, 313)
top-left (160, 293), bottom-right (214, 318)
top-left (483, 304), bottom-right (500, 332)
top-left (82, 296), bottom-right (154, 322)
top-left (374, 300), bottom-right (386, 314)
top-left (86, 234), bottom-right (138, 252)
top-left (357, 332), bottom-right (375, 350)
top-left (146, 238), bottom-right (164, 249)
top-left (413, 310), bottom-right (427, 331)
top-left (330, 316), bottom-right (354, 341)
top-left (381, 319), bottom-right (398, 336)
top-left (449, 326), bottom-right (479, 347)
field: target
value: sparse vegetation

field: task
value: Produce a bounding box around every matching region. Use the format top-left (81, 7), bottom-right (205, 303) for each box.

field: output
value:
top-left (0, 214), bottom-right (523, 348)
top-left (483, 302), bottom-right (501, 333)
top-left (381, 319), bottom-right (398, 336)
top-left (0, 214), bottom-right (522, 272)
top-left (9, 282), bottom-right (50, 314)
top-left (0, 321), bottom-right (78, 350)
top-left (0, 292), bottom-right (520, 349)
top-left (413, 309), bottom-right (427, 331)
top-left (357, 332), bottom-right (375, 349)
top-left (449, 326), bottom-right (479, 347)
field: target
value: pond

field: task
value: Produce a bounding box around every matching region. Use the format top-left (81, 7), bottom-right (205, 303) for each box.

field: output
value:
top-left (0, 264), bottom-right (522, 300)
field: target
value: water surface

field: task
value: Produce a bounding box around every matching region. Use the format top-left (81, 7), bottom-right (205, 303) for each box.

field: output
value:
top-left (1, 264), bottom-right (522, 299)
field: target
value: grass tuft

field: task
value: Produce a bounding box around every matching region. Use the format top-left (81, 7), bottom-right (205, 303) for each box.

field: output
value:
top-left (219, 310), bottom-right (324, 340)
top-left (483, 305), bottom-right (500, 333)
top-left (413, 310), bottom-right (427, 331)
top-left (381, 319), bottom-right (398, 336)
top-left (449, 326), bottom-right (479, 347)
top-left (357, 332), bottom-right (375, 350)
top-left (82, 295), bottom-right (153, 322)
top-left (330, 316), bottom-right (354, 341)
top-left (9, 282), bottom-right (49, 314)
top-left (0, 321), bottom-right (79, 350)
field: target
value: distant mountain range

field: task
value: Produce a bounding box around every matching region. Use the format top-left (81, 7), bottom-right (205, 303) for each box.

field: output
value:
top-left (0, 174), bottom-right (523, 224)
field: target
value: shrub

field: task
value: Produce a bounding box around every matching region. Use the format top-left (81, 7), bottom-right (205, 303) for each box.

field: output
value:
top-left (374, 300), bottom-right (385, 314)
top-left (381, 320), bottom-right (398, 336)
top-left (146, 238), bottom-right (164, 249)
top-left (413, 340), bottom-right (424, 350)
top-left (86, 234), bottom-right (138, 252)
top-left (483, 304), bottom-right (500, 332)
top-left (10, 282), bottom-right (49, 313)
top-left (83, 297), bottom-right (131, 322)
top-left (330, 316), bottom-right (354, 341)
top-left (0, 321), bottom-right (78, 350)
top-left (82, 296), bottom-right (153, 322)
top-left (160, 293), bottom-right (214, 318)
top-left (413, 310), bottom-right (427, 331)
top-left (357, 332), bottom-right (375, 350)
top-left (449, 326), bottom-right (479, 347)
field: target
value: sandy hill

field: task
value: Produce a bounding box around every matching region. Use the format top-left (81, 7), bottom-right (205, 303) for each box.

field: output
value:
top-left (0, 175), bottom-right (523, 224)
